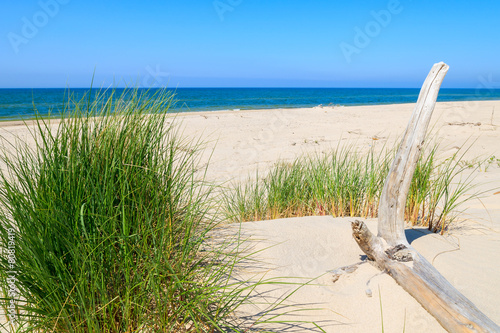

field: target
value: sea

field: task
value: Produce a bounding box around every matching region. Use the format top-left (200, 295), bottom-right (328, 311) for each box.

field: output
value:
top-left (1, 88), bottom-right (500, 121)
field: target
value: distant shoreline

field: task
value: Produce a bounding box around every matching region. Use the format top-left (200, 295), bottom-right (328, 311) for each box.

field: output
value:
top-left (1, 87), bottom-right (500, 121)
top-left (1, 99), bottom-right (498, 125)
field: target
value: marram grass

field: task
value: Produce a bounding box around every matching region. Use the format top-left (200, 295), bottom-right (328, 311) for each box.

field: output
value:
top-left (223, 142), bottom-right (485, 234)
top-left (0, 89), bottom-right (252, 332)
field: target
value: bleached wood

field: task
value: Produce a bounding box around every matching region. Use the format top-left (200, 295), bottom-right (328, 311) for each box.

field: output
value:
top-left (377, 62), bottom-right (449, 246)
top-left (351, 62), bottom-right (500, 332)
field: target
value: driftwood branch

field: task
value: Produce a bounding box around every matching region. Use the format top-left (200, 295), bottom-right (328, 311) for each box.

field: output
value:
top-left (351, 62), bottom-right (500, 332)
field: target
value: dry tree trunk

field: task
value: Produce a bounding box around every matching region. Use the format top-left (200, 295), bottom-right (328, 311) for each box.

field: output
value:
top-left (351, 62), bottom-right (500, 333)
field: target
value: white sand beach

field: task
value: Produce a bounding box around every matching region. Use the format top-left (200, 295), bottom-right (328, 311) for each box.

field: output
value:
top-left (179, 100), bottom-right (500, 332)
top-left (0, 100), bottom-right (499, 332)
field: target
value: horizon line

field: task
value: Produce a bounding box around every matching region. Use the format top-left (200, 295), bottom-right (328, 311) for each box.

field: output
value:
top-left (0, 86), bottom-right (497, 90)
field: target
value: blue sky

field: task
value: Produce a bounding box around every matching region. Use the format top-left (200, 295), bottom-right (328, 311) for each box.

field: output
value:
top-left (1, 0), bottom-right (499, 88)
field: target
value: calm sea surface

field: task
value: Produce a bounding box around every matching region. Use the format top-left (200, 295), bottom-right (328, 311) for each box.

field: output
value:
top-left (0, 88), bottom-right (500, 121)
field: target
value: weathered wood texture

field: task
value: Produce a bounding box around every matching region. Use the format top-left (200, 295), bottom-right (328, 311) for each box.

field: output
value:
top-left (377, 62), bottom-right (450, 246)
top-left (351, 62), bottom-right (500, 333)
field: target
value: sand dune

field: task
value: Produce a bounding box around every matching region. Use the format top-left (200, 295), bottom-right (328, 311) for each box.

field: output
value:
top-left (0, 100), bottom-right (499, 331)
top-left (181, 100), bottom-right (498, 331)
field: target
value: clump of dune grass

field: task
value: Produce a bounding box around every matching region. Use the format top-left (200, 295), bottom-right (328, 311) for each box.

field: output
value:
top-left (0, 89), bottom-right (250, 332)
top-left (223, 142), bottom-right (484, 234)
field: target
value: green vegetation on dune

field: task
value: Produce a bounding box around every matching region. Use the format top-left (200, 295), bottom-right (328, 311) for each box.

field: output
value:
top-left (223, 142), bottom-right (485, 234)
top-left (0, 89), bottom-right (249, 332)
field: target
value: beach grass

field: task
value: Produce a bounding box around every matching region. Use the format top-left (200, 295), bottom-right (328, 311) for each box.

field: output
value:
top-left (223, 141), bottom-right (484, 233)
top-left (0, 89), bottom-right (257, 332)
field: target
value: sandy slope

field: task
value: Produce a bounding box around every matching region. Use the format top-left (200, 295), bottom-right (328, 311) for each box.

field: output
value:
top-left (230, 216), bottom-right (500, 332)
top-left (0, 100), bottom-right (499, 331)
top-left (177, 100), bottom-right (499, 332)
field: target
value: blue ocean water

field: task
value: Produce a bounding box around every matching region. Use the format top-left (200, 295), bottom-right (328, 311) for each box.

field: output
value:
top-left (0, 88), bottom-right (500, 121)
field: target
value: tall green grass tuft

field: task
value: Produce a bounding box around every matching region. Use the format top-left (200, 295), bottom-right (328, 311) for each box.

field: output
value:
top-left (223, 143), bottom-right (483, 233)
top-left (0, 89), bottom-right (244, 332)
